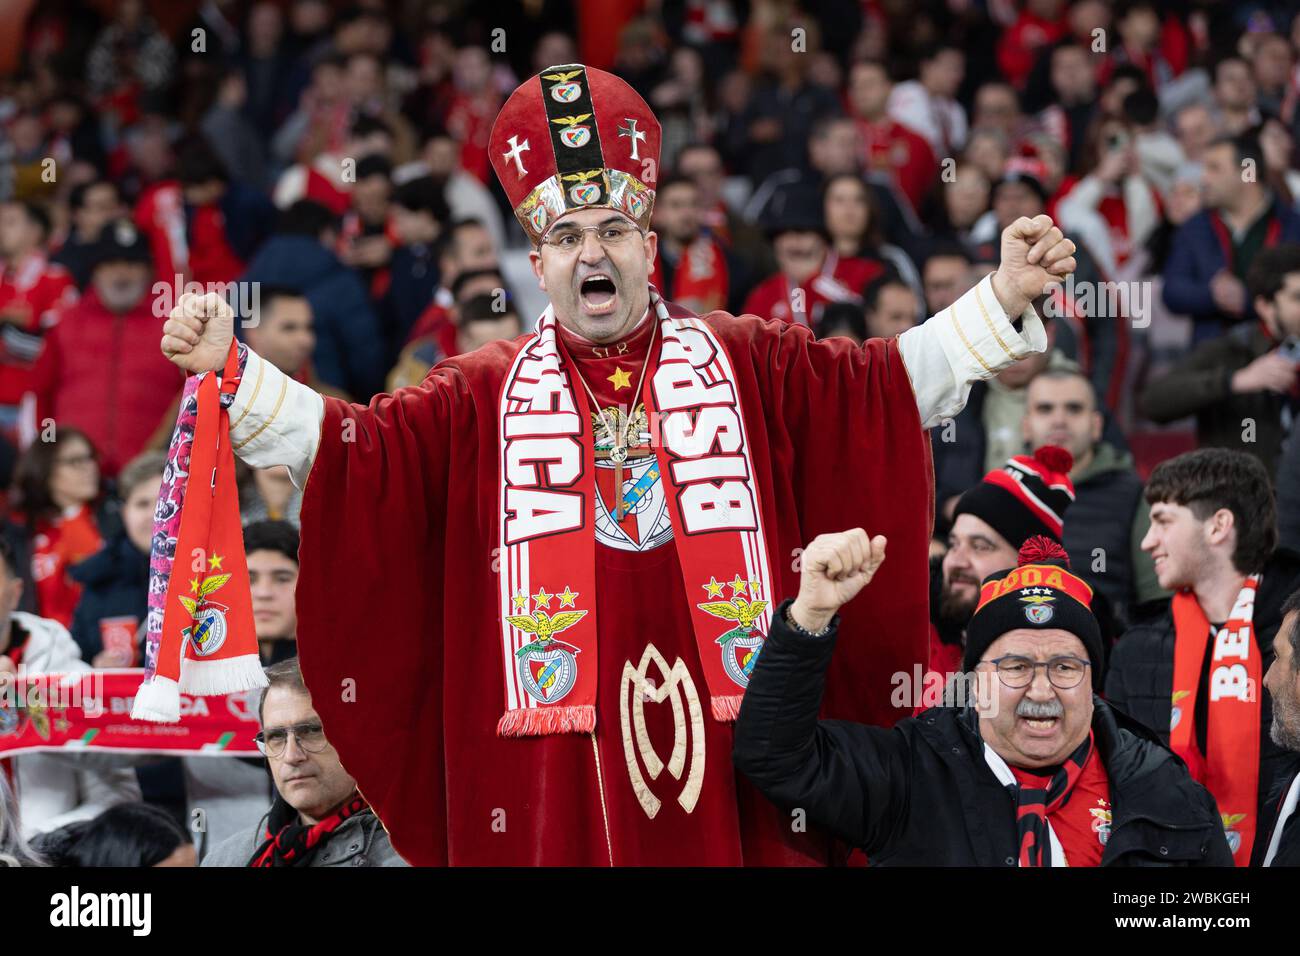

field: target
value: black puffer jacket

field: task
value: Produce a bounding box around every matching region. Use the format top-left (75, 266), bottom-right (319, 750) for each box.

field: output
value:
top-left (734, 602), bottom-right (1232, 866)
top-left (1104, 549), bottom-right (1300, 865)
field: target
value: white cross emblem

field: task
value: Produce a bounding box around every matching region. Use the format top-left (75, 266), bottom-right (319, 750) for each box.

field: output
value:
top-left (503, 135), bottom-right (530, 178)
top-left (618, 118), bottom-right (646, 162)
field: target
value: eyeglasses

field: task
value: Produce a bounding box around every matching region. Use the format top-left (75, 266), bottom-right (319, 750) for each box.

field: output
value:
top-left (254, 721), bottom-right (329, 757)
top-left (55, 453), bottom-right (97, 469)
top-left (980, 655), bottom-right (1091, 689)
top-left (540, 222), bottom-right (643, 252)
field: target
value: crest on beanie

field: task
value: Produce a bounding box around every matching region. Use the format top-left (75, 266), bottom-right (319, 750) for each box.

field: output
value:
top-left (489, 64), bottom-right (661, 244)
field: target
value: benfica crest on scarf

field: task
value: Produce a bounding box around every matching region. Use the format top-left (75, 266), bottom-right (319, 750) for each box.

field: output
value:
top-left (133, 343), bottom-right (266, 722)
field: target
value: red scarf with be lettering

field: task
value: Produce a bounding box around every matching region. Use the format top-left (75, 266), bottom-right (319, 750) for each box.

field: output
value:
top-left (1170, 576), bottom-right (1262, 866)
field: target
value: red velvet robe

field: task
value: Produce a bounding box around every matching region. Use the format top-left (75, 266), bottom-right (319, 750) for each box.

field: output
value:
top-left (295, 306), bottom-right (934, 865)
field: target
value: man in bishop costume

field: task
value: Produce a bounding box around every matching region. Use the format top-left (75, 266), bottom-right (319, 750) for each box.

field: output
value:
top-left (155, 64), bottom-right (1078, 865)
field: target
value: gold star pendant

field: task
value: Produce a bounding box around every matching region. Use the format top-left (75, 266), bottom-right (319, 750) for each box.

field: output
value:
top-left (607, 367), bottom-right (632, 390)
top-left (557, 586), bottom-right (579, 608)
top-left (703, 576), bottom-right (725, 598)
top-left (208, 553), bottom-right (224, 571)
top-left (532, 587), bottom-right (554, 609)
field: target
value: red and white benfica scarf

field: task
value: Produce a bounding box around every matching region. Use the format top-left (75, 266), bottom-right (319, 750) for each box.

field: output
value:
top-left (1170, 575), bottom-right (1262, 866)
top-left (496, 287), bottom-right (774, 736)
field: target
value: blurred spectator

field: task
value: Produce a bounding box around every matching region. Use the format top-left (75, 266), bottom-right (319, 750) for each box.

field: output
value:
top-left (1055, 117), bottom-right (1161, 279)
top-left (1143, 243), bottom-right (1300, 476)
top-left (134, 137), bottom-right (274, 286)
top-left (1162, 129), bottom-right (1300, 344)
top-left (442, 46), bottom-right (502, 184)
top-left (202, 656), bottom-right (407, 866)
top-left (50, 180), bottom-right (125, 288)
top-left (0, 768), bottom-right (43, 866)
top-left (69, 449), bottom-right (165, 664)
top-left (1174, 102), bottom-right (1218, 164)
top-left (996, 0), bottom-right (1068, 92)
top-left (887, 43), bottom-right (967, 157)
top-left (36, 802), bottom-right (194, 867)
top-left (243, 285), bottom-right (345, 401)
top-left (1101, 0), bottom-right (1186, 94)
top-left (241, 200), bottom-right (385, 398)
top-left (1039, 42), bottom-right (1101, 173)
top-left (1022, 368), bottom-right (1164, 621)
top-left (412, 129), bottom-right (506, 252)
top-left (339, 154), bottom-right (394, 302)
top-left (1108, 449), bottom-right (1300, 865)
top-left (0, 534), bottom-right (141, 837)
top-left (246, 520), bottom-right (299, 665)
top-left (815, 301), bottom-right (867, 344)
top-left (0, 200), bottom-right (77, 446)
top-left (31, 219), bottom-right (183, 477)
top-left (846, 61), bottom-right (937, 216)
top-left (384, 175), bottom-right (449, 350)
top-left (649, 175), bottom-right (733, 316)
top-left (388, 292), bottom-right (522, 392)
top-left (1212, 57), bottom-right (1260, 136)
top-left (823, 173), bottom-right (920, 298)
top-left (402, 220), bottom-right (500, 360)
top-left (12, 427), bottom-right (102, 628)
top-left (85, 0), bottom-right (175, 121)
top-left (742, 181), bottom-right (883, 327)
top-left (920, 242), bottom-right (974, 314)
top-left (1260, 587), bottom-right (1300, 866)
top-left (862, 272), bottom-right (920, 339)
top-left (200, 70), bottom-right (270, 191)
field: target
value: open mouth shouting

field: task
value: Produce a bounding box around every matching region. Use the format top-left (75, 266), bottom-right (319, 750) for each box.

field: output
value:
top-left (578, 272), bottom-right (619, 316)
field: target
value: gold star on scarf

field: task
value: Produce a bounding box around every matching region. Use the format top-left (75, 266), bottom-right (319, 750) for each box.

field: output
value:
top-left (749, 580), bottom-right (761, 597)
top-left (189, 577), bottom-right (202, 594)
top-left (607, 367), bottom-right (632, 390)
top-left (208, 553), bottom-right (224, 571)
top-left (703, 576), bottom-right (725, 598)
top-left (532, 587), bottom-right (554, 609)
top-left (729, 575), bottom-right (748, 596)
top-left (557, 586), bottom-right (579, 608)
top-left (512, 592), bottom-right (529, 611)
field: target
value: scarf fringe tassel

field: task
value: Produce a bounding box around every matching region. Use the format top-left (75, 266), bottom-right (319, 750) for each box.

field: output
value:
top-left (130, 675), bottom-right (182, 723)
top-left (711, 694), bottom-right (743, 722)
top-left (497, 705), bottom-right (595, 737)
top-left (181, 653), bottom-right (270, 696)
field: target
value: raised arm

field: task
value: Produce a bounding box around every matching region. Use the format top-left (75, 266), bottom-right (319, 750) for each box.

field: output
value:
top-left (161, 292), bottom-right (324, 486)
top-left (733, 530), bottom-right (910, 853)
top-left (897, 215), bottom-right (1074, 428)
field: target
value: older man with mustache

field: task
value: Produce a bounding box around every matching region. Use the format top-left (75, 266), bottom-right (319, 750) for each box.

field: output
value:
top-left (735, 529), bottom-right (1232, 866)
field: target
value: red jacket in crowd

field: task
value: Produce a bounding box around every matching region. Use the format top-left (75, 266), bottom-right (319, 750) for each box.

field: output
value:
top-left (29, 503), bottom-right (102, 629)
top-left (856, 117), bottom-right (939, 214)
top-left (134, 181), bottom-right (246, 286)
top-left (0, 253), bottom-right (77, 409)
top-left (31, 289), bottom-right (184, 476)
top-left (741, 253), bottom-right (884, 328)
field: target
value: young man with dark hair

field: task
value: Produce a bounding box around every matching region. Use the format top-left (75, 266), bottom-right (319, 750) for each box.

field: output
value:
top-left (1107, 448), bottom-right (1300, 865)
top-left (1142, 242), bottom-right (1300, 476)
top-left (52, 181), bottom-right (126, 287)
top-left (862, 272), bottom-right (919, 339)
top-left (244, 520), bottom-right (300, 666)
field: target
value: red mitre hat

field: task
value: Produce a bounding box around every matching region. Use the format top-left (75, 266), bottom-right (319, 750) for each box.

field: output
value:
top-left (489, 63), bottom-right (661, 244)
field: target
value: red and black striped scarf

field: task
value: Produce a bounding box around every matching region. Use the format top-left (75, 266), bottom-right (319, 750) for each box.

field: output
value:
top-left (248, 792), bottom-right (369, 867)
top-left (1011, 732), bottom-right (1093, 867)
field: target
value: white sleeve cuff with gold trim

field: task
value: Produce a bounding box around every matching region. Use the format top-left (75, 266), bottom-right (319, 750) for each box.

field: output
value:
top-left (228, 349), bottom-right (325, 489)
top-left (897, 272), bottom-right (1046, 430)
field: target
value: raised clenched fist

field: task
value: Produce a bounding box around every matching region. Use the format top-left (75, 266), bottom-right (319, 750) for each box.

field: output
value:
top-left (790, 529), bottom-right (887, 634)
top-left (160, 291), bottom-right (235, 374)
top-left (990, 214), bottom-right (1077, 317)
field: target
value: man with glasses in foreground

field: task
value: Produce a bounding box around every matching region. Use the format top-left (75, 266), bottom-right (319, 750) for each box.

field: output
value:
top-left (735, 529), bottom-right (1232, 866)
top-left (202, 658), bottom-right (407, 867)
